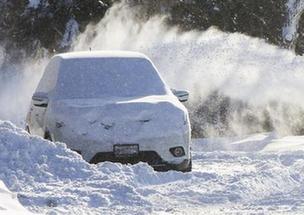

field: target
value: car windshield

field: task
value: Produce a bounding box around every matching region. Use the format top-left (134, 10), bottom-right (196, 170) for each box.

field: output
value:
top-left (54, 57), bottom-right (167, 99)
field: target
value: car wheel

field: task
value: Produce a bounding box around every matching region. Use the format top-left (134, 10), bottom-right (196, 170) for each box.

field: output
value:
top-left (25, 126), bottom-right (30, 134)
top-left (183, 159), bottom-right (192, 172)
top-left (44, 130), bottom-right (53, 141)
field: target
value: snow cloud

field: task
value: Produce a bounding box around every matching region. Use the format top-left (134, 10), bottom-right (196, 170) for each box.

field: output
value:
top-left (73, 3), bottom-right (304, 106)
top-left (0, 55), bottom-right (47, 126)
top-left (2, 2), bottom-right (304, 136)
top-left (73, 2), bottom-right (304, 136)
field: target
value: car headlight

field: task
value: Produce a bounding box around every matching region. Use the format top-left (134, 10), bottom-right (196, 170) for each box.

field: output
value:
top-left (55, 121), bottom-right (65, 128)
top-left (170, 147), bottom-right (185, 157)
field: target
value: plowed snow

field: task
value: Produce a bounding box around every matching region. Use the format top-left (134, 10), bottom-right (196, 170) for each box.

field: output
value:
top-left (0, 121), bottom-right (304, 214)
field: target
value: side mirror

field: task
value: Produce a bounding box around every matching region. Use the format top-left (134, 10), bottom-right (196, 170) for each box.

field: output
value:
top-left (32, 92), bottom-right (49, 108)
top-left (172, 89), bottom-right (189, 102)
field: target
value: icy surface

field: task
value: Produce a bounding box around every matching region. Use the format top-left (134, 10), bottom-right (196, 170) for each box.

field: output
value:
top-left (1, 121), bottom-right (304, 214)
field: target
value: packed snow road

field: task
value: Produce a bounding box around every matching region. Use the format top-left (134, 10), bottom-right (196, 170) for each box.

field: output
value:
top-left (0, 121), bottom-right (304, 214)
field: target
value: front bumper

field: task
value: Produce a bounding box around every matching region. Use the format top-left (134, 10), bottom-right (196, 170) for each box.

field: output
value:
top-left (152, 159), bottom-right (191, 172)
top-left (89, 151), bottom-right (191, 172)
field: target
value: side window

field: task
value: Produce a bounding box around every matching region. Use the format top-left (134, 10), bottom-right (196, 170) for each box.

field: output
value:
top-left (35, 57), bottom-right (60, 96)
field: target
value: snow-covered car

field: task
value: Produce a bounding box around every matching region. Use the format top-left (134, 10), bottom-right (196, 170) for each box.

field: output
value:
top-left (25, 51), bottom-right (192, 171)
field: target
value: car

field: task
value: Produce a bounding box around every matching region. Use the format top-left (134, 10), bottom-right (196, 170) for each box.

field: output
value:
top-left (25, 51), bottom-right (192, 172)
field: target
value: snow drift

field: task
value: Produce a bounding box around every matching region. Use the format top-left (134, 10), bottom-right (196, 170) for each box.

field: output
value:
top-left (0, 120), bottom-right (152, 214)
top-left (0, 180), bottom-right (32, 215)
top-left (1, 121), bottom-right (304, 214)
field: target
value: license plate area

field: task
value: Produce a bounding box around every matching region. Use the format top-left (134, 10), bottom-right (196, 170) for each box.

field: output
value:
top-left (114, 144), bottom-right (139, 158)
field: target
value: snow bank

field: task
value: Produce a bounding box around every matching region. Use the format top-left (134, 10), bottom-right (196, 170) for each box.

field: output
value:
top-left (1, 121), bottom-right (304, 214)
top-left (0, 180), bottom-right (32, 215)
top-left (0, 120), bottom-right (185, 214)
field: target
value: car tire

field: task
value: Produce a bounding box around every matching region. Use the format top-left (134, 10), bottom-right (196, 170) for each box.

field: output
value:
top-left (183, 159), bottom-right (192, 172)
top-left (25, 126), bottom-right (30, 134)
top-left (44, 130), bottom-right (53, 141)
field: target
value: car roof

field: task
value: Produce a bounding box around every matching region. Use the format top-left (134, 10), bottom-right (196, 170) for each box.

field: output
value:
top-left (54, 51), bottom-right (148, 60)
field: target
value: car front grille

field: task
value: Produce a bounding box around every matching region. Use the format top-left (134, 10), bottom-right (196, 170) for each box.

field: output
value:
top-left (89, 151), bottom-right (164, 166)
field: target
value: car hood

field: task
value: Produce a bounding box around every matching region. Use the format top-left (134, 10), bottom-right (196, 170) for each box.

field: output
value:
top-left (48, 95), bottom-right (188, 142)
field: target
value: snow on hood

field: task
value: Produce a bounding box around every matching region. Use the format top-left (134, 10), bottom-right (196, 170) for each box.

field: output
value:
top-left (51, 95), bottom-right (185, 124)
top-left (49, 95), bottom-right (187, 142)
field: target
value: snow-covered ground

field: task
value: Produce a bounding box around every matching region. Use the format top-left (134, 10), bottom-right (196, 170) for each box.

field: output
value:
top-left (1, 3), bottom-right (304, 214)
top-left (1, 121), bottom-right (304, 214)
top-left (0, 180), bottom-right (32, 215)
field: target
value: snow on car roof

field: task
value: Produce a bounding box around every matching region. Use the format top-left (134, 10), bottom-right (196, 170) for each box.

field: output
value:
top-left (55, 51), bottom-right (148, 59)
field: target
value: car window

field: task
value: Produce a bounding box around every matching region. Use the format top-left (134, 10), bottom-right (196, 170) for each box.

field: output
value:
top-left (36, 57), bottom-right (60, 95)
top-left (54, 57), bottom-right (168, 99)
